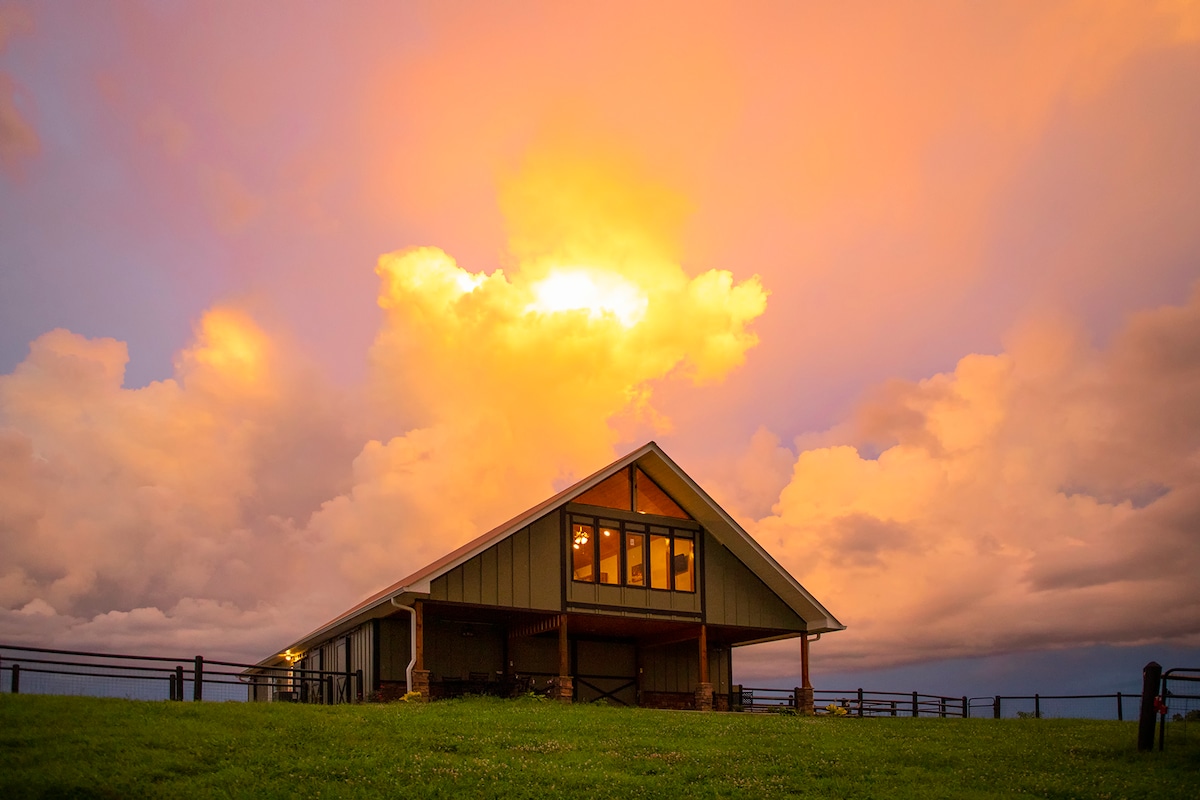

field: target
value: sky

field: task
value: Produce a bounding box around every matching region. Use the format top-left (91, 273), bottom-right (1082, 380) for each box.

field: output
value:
top-left (1, 0), bottom-right (1199, 699)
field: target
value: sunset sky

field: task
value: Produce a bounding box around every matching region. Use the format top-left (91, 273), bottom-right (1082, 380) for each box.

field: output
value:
top-left (2, 1), bottom-right (1198, 697)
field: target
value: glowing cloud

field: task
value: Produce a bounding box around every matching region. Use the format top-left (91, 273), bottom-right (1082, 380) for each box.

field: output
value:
top-left (735, 286), bottom-right (1200, 673)
top-left (527, 269), bottom-right (648, 328)
top-left (316, 152), bottom-right (767, 589)
top-left (0, 150), bottom-right (767, 657)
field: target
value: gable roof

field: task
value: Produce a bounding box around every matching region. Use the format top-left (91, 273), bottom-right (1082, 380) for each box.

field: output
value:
top-left (258, 441), bottom-right (843, 666)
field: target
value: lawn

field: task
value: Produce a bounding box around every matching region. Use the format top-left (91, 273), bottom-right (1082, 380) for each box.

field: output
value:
top-left (1, 695), bottom-right (1196, 798)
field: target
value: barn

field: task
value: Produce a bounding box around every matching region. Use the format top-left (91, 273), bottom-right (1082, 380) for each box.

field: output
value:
top-left (248, 441), bottom-right (843, 711)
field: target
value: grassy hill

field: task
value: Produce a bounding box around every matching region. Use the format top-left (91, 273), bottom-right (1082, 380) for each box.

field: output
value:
top-left (2, 694), bottom-right (1197, 798)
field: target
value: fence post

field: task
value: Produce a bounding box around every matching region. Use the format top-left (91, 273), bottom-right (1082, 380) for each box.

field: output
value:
top-left (857, 688), bottom-right (864, 718)
top-left (326, 674), bottom-right (334, 705)
top-left (193, 656), bottom-right (204, 702)
top-left (1137, 661), bottom-right (1162, 751)
top-left (175, 666), bottom-right (185, 701)
top-left (1034, 693), bottom-right (1040, 719)
top-left (939, 697), bottom-right (946, 718)
top-left (1116, 691), bottom-right (1122, 722)
top-left (169, 671), bottom-right (176, 701)
top-left (10, 663), bottom-right (18, 694)
top-left (962, 696), bottom-right (968, 719)
top-left (912, 691), bottom-right (919, 717)
top-left (733, 684), bottom-right (742, 712)
top-left (994, 696), bottom-right (1001, 719)
top-left (890, 701), bottom-right (896, 717)
top-left (356, 669), bottom-right (364, 702)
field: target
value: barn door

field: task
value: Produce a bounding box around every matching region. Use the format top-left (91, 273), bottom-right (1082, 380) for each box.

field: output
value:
top-left (574, 640), bottom-right (637, 706)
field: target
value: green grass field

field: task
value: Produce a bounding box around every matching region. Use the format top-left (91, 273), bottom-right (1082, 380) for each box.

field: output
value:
top-left (2, 695), bottom-right (1197, 799)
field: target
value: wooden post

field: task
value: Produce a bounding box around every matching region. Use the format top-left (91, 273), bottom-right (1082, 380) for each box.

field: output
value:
top-left (1138, 661), bottom-right (1162, 751)
top-left (553, 614), bottom-right (572, 703)
top-left (175, 666), bottom-right (184, 701)
top-left (193, 656), bottom-right (203, 702)
top-left (1116, 691), bottom-right (1123, 721)
top-left (801, 633), bottom-right (811, 690)
top-left (694, 623), bottom-right (713, 711)
top-left (558, 615), bottom-right (569, 676)
top-left (414, 601), bottom-right (425, 672)
top-left (797, 633), bottom-right (814, 714)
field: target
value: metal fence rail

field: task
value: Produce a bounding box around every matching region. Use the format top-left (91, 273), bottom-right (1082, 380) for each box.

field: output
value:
top-left (0, 643), bottom-right (361, 704)
top-left (1159, 667), bottom-right (1200, 750)
top-left (815, 689), bottom-right (970, 718)
top-left (730, 683), bottom-right (1138, 720)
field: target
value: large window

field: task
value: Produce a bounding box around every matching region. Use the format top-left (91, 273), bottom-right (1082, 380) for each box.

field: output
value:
top-left (570, 515), bottom-right (696, 592)
top-left (576, 466), bottom-right (689, 520)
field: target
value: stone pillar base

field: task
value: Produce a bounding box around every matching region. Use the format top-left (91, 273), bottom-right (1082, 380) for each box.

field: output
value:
top-left (695, 682), bottom-right (714, 712)
top-left (551, 676), bottom-right (574, 703)
top-left (798, 686), bottom-right (814, 715)
top-left (410, 669), bottom-right (431, 701)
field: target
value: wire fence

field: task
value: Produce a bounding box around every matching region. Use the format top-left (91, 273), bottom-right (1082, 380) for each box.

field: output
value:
top-left (0, 644), bottom-right (360, 704)
top-left (1160, 667), bottom-right (1200, 750)
top-left (731, 685), bottom-right (1138, 720)
top-left (2, 642), bottom-right (1191, 736)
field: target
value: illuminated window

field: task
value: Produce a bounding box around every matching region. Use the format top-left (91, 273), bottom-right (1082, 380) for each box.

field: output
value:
top-left (571, 523), bottom-right (594, 581)
top-left (569, 516), bottom-right (695, 592)
top-left (576, 470), bottom-right (632, 510)
top-left (635, 469), bottom-right (688, 518)
top-left (575, 466), bottom-right (691, 520)
top-left (673, 536), bottom-right (695, 592)
top-left (626, 532), bottom-right (646, 586)
top-left (598, 526), bottom-right (620, 585)
top-left (649, 534), bottom-right (671, 590)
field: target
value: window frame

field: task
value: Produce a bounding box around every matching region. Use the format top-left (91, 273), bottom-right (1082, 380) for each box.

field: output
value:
top-left (568, 513), bottom-right (697, 593)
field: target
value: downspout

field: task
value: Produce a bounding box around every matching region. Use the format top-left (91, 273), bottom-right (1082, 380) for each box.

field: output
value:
top-left (390, 593), bottom-right (417, 692)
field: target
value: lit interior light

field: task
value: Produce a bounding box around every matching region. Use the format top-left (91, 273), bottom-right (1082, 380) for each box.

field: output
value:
top-left (572, 525), bottom-right (590, 549)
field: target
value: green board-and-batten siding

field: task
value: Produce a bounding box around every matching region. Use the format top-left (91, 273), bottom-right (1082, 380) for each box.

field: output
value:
top-left (702, 531), bottom-right (806, 631)
top-left (429, 514), bottom-right (561, 610)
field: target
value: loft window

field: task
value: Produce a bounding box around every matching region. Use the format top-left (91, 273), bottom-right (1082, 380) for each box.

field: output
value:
top-left (635, 468), bottom-right (688, 518)
top-left (575, 465), bottom-right (690, 520)
top-left (570, 515), bottom-right (695, 592)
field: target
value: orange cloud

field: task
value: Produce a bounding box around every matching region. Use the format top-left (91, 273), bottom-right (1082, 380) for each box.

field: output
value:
top-left (737, 286), bottom-right (1200, 673)
top-left (0, 153), bottom-right (767, 657)
top-left (310, 153), bottom-right (767, 589)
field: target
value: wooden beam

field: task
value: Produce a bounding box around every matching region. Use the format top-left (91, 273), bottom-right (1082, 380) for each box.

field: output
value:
top-left (507, 614), bottom-right (562, 640)
top-left (698, 623), bottom-right (709, 684)
top-left (558, 614), bottom-right (569, 677)
top-left (801, 632), bottom-right (811, 690)
top-left (414, 600), bottom-right (425, 672)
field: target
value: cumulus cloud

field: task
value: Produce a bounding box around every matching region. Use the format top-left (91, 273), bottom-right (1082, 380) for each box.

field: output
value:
top-left (0, 308), bottom-right (359, 658)
top-left (744, 287), bottom-right (1200, 673)
top-left (308, 150), bottom-right (767, 590)
top-left (0, 153), bottom-right (766, 660)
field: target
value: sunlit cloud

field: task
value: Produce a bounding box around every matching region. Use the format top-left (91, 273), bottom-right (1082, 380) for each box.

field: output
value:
top-left (734, 286), bottom-right (1200, 674)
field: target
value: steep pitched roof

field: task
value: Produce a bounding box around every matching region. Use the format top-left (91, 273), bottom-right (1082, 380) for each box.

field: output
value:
top-left (257, 441), bottom-right (843, 666)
